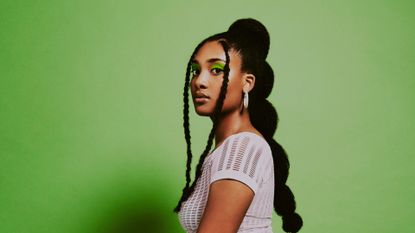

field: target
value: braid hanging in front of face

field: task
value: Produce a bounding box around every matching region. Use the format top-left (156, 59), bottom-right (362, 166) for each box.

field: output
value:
top-left (173, 38), bottom-right (209, 212)
top-left (174, 39), bottom-right (231, 213)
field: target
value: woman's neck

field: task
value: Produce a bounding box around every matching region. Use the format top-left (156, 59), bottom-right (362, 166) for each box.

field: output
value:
top-left (211, 108), bottom-right (258, 149)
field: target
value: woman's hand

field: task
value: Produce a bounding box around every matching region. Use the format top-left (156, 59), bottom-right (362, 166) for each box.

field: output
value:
top-left (196, 179), bottom-right (254, 233)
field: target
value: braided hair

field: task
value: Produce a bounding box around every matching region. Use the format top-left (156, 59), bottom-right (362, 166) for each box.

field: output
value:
top-left (174, 18), bottom-right (303, 233)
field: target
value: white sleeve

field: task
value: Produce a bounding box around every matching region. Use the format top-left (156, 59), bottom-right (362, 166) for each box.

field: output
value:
top-left (209, 133), bottom-right (273, 194)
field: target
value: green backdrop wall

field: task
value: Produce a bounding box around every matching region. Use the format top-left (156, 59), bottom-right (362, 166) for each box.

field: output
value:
top-left (1, 0), bottom-right (414, 232)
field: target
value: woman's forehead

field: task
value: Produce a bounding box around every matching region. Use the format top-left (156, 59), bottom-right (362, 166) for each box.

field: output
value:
top-left (193, 41), bottom-right (240, 65)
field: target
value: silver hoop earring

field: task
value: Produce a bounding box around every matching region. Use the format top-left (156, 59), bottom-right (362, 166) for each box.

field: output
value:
top-left (243, 91), bottom-right (249, 109)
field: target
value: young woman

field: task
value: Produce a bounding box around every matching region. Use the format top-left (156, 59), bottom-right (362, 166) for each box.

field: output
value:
top-left (174, 18), bottom-right (303, 233)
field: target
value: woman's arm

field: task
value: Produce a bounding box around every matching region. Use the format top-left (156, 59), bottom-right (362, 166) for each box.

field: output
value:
top-left (196, 179), bottom-right (254, 233)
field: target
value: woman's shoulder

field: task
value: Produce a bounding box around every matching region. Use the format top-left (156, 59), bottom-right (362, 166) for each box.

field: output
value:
top-left (208, 131), bottom-right (272, 162)
top-left (227, 131), bottom-right (271, 150)
top-left (236, 131), bottom-right (268, 145)
top-left (207, 131), bottom-right (274, 193)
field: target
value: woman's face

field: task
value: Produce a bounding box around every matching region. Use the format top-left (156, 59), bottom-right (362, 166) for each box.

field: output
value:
top-left (190, 40), bottom-right (249, 117)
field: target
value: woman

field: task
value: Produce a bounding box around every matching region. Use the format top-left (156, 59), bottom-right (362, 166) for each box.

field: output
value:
top-left (174, 18), bottom-right (303, 233)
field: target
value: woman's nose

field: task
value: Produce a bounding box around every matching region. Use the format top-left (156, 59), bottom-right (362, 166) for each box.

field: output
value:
top-left (194, 71), bottom-right (209, 89)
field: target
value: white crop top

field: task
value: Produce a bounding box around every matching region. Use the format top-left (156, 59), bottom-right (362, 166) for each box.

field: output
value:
top-left (178, 132), bottom-right (275, 233)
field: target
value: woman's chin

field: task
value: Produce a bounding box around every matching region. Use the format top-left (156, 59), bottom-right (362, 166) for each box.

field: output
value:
top-left (194, 111), bottom-right (212, 116)
top-left (193, 107), bottom-right (213, 116)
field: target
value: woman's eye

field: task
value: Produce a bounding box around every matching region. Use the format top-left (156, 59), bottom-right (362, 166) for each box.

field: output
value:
top-left (190, 63), bottom-right (200, 78)
top-left (211, 67), bottom-right (224, 75)
top-left (210, 64), bottom-right (224, 75)
top-left (210, 63), bottom-right (225, 76)
top-left (191, 69), bottom-right (199, 77)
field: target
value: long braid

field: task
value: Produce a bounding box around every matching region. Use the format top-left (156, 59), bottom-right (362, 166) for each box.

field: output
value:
top-left (183, 54), bottom-right (192, 189)
top-left (188, 40), bottom-right (231, 192)
top-left (221, 18), bottom-right (303, 232)
top-left (174, 38), bottom-right (211, 212)
top-left (249, 61), bottom-right (303, 232)
top-left (174, 39), bottom-right (230, 212)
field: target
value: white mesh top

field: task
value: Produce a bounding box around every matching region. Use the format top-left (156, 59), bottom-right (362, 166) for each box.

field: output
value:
top-left (178, 131), bottom-right (275, 233)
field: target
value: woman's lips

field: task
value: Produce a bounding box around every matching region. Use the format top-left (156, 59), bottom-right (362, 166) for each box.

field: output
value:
top-left (194, 97), bottom-right (209, 103)
top-left (194, 91), bottom-right (210, 104)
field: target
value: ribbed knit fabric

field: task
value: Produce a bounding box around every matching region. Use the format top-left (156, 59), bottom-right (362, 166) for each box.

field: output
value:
top-left (178, 132), bottom-right (275, 233)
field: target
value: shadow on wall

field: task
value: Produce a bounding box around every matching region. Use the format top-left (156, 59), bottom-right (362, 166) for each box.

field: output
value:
top-left (104, 206), bottom-right (168, 233)
top-left (95, 191), bottom-right (180, 233)
top-left (94, 186), bottom-right (182, 233)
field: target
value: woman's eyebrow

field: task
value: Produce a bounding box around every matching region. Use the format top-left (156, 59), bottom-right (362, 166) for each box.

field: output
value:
top-left (192, 58), bottom-right (226, 64)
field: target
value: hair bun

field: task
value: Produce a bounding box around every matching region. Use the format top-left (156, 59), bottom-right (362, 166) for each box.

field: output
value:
top-left (227, 18), bottom-right (270, 60)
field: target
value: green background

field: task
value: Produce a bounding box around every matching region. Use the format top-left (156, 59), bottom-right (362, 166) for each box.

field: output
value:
top-left (1, 0), bottom-right (414, 232)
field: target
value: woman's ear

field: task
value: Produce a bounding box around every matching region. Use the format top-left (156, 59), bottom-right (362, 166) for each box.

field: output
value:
top-left (243, 73), bottom-right (256, 92)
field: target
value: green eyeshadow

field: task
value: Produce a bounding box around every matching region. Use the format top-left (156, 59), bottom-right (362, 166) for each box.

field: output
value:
top-left (211, 63), bottom-right (225, 70)
top-left (190, 63), bottom-right (200, 71)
